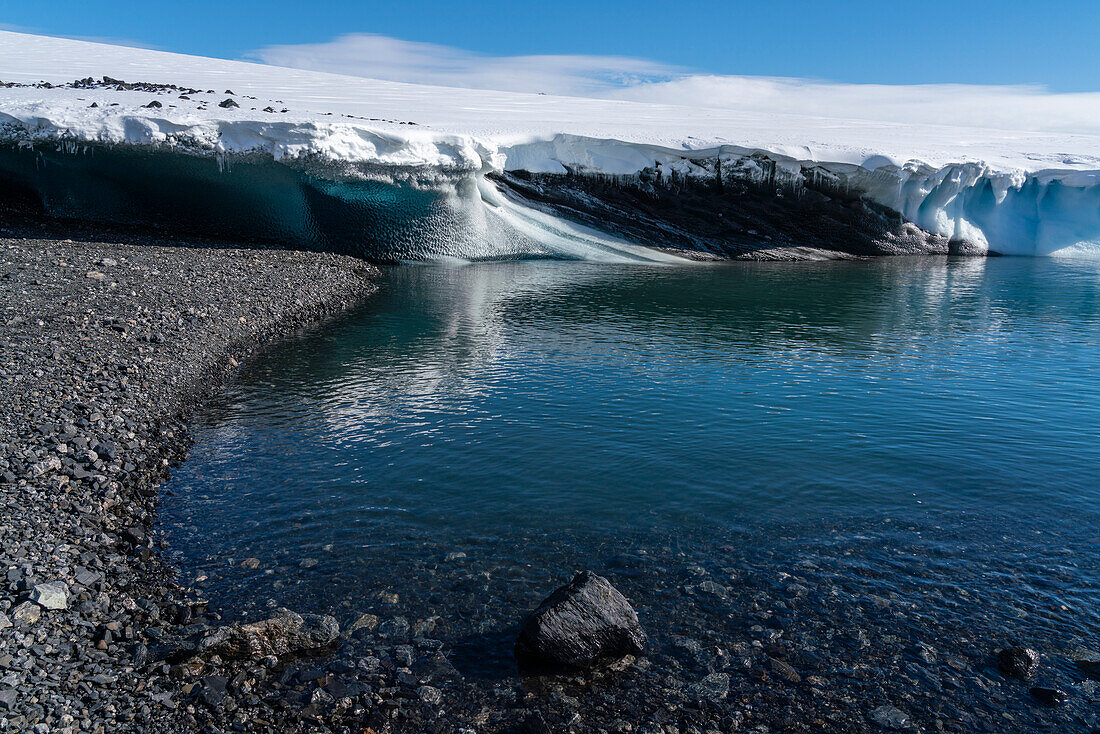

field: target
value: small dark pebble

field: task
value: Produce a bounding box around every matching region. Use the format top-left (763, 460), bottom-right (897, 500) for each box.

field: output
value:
top-left (1029, 686), bottom-right (1069, 706)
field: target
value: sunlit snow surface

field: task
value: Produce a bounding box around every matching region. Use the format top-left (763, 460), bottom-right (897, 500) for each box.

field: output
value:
top-left (1, 31), bottom-right (1099, 257)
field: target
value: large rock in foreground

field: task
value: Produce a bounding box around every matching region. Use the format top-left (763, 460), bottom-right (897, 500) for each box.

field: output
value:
top-left (197, 609), bottom-right (339, 661)
top-left (515, 571), bottom-right (646, 669)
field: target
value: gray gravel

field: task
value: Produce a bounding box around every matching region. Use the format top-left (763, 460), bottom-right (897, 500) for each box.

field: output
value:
top-left (0, 236), bottom-right (375, 733)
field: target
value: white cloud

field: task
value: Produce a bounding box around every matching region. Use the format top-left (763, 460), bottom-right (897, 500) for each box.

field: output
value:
top-left (248, 34), bottom-right (682, 97)
top-left (249, 34), bottom-right (1100, 135)
top-left (611, 76), bottom-right (1100, 135)
top-left (0, 23), bottom-right (163, 51)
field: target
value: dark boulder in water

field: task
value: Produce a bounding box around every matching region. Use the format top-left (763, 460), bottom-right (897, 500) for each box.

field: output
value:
top-left (1029, 686), bottom-right (1068, 706)
top-left (515, 571), bottom-right (646, 669)
top-left (1073, 650), bottom-right (1100, 678)
top-left (998, 646), bottom-right (1040, 680)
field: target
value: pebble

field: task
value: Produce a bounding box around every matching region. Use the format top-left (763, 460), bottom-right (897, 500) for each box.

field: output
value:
top-left (688, 672), bottom-right (730, 701)
top-left (869, 705), bottom-right (911, 729)
top-left (30, 581), bottom-right (68, 610)
top-left (10, 602), bottom-right (41, 626)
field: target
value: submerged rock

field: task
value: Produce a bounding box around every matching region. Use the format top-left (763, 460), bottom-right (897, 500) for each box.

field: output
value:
top-left (1073, 650), bottom-right (1100, 678)
top-left (688, 672), bottom-right (730, 701)
top-left (869, 705), bottom-right (911, 730)
top-left (998, 647), bottom-right (1040, 680)
top-left (1029, 686), bottom-right (1068, 706)
top-left (197, 608), bottom-right (338, 661)
top-left (515, 571), bottom-right (646, 669)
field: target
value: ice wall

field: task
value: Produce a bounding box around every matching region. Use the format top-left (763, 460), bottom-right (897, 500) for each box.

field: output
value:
top-left (501, 136), bottom-right (1100, 257)
top-left (0, 142), bottom-right (679, 263)
top-left (1, 134), bottom-right (1098, 260)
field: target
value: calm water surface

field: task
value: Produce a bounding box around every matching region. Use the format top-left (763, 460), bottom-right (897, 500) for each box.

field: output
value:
top-left (161, 257), bottom-right (1100, 730)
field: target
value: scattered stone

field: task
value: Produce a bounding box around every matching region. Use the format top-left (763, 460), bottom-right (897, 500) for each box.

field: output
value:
top-left (769, 657), bottom-right (802, 683)
top-left (197, 608), bottom-right (339, 660)
top-left (913, 642), bottom-right (937, 663)
top-left (0, 236), bottom-right (377, 733)
top-left (30, 580), bottom-right (68, 609)
top-left (28, 455), bottom-right (61, 477)
top-left (348, 612), bottom-right (378, 634)
top-left (219, 98), bottom-right (239, 109)
top-left (515, 571), bottom-right (647, 668)
top-left (10, 601), bottom-right (41, 626)
top-left (687, 672), bottom-right (730, 701)
top-left (869, 705), bottom-right (911, 730)
top-left (999, 647), bottom-right (1039, 680)
top-left (417, 685), bottom-right (442, 705)
top-left (694, 580), bottom-right (730, 597)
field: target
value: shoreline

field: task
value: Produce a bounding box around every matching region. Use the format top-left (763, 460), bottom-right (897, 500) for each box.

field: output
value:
top-left (2, 230), bottom-right (1096, 734)
top-left (0, 234), bottom-right (377, 732)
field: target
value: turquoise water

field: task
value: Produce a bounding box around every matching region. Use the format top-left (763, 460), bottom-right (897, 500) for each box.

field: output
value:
top-left (161, 257), bottom-right (1100, 730)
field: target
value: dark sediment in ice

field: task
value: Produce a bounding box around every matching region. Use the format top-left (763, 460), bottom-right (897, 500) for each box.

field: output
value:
top-left (491, 159), bottom-right (979, 260)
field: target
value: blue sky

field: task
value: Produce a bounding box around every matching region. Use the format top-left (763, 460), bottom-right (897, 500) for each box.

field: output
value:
top-left (5, 0), bottom-right (1098, 92)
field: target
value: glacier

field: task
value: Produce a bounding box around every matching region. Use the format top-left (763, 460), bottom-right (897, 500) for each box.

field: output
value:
top-left (1, 31), bottom-right (1098, 260)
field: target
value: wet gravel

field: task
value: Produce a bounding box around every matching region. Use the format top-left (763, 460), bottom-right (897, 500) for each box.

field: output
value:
top-left (0, 234), bottom-right (374, 732)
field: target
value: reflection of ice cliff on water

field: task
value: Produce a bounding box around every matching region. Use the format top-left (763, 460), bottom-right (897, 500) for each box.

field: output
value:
top-left (237, 255), bottom-right (1062, 449)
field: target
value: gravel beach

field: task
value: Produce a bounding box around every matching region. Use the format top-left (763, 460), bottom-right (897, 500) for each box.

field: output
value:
top-left (0, 234), bottom-right (376, 733)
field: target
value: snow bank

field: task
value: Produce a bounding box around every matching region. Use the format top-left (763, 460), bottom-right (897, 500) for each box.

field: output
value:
top-left (1, 31), bottom-right (1098, 256)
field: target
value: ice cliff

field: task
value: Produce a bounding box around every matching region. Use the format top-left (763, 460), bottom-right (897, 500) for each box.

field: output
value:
top-left (1, 31), bottom-right (1098, 259)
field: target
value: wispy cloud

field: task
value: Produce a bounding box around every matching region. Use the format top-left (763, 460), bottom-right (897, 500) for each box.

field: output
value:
top-left (611, 76), bottom-right (1100, 135)
top-left (249, 34), bottom-right (1100, 135)
top-left (249, 34), bottom-right (682, 97)
top-left (0, 23), bottom-right (163, 51)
